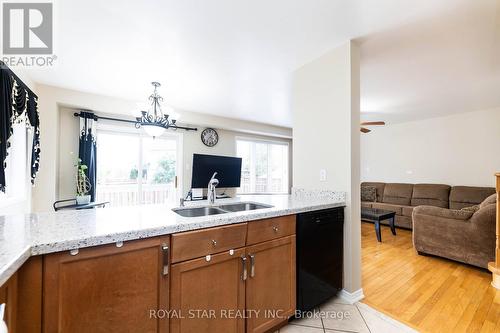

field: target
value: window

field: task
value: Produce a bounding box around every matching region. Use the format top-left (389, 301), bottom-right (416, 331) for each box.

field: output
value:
top-left (96, 130), bottom-right (180, 207)
top-left (236, 138), bottom-right (289, 194)
top-left (0, 122), bottom-right (28, 206)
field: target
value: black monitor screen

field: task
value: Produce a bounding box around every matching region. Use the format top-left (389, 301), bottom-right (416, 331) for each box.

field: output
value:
top-left (191, 154), bottom-right (242, 188)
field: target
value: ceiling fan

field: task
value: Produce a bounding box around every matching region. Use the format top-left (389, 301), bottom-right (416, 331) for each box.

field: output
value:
top-left (360, 121), bottom-right (385, 133)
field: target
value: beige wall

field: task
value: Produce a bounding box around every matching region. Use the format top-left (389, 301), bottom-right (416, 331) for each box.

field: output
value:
top-left (292, 41), bottom-right (361, 294)
top-left (34, 84), bottom-right (292, 212)
top-left (361, 107), bottom-right (500, 187)
top-left (182, 129), bottom-right (292, 197)
top-left (57, 106), bottom-right (292, 200)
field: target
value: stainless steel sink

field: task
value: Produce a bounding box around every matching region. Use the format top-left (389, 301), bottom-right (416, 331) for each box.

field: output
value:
top-left (173, 206), bottom-right (227, 217)
top-left (217, 202), bottom-right (273, 212)
top-left (172, 202), bottom-right (273, 217)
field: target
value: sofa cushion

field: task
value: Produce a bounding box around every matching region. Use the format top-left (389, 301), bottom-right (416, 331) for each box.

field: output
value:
top-left (361, 182), bottom-right (385, 202)
top-left (449, 186), bottom-right (496, 209)
top-left (371, 202), bottom-right (402, 215)
top-left (410, 184), bottom-right (450, 208)
top-left (395, 215), bottom-right (412, 229)
top-left (361, 186), bottom-right (376, 202)
top-left (382, 183), bottom-right (414, 206)
top-left (361, 202), bottom-right (373, 209)
top-left (480, 193), bottom-right (497, 209)
top-left (402, 206), bottom-right (414, 217)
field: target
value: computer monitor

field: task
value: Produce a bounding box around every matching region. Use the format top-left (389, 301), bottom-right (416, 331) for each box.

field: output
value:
top-left (191, 154), bottom-right (242, 188)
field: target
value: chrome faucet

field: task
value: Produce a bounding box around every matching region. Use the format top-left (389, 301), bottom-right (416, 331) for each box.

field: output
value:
top-left (207, 172), bottom-right (219, 205)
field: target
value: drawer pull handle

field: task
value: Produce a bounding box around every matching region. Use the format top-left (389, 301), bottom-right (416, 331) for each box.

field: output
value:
top-left (69, 249), bottom-right (79, 256)
top-left (272, 226), bottom-right (279, 233)
top-left (249, 254), bottom-right (255, 278)
top-left (211, 239), bottom-right (217, 247)
top-left (241, 256), bottom-right (247, 281)
top-left (161, 244), bottom-right (169, 276)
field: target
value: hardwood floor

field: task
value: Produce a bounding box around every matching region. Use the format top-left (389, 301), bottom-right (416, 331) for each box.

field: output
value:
top-left (361, 222), bottom-right (500, 333)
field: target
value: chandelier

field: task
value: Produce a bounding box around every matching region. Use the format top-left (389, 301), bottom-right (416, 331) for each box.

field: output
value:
top-left (135, 82), bottom-right (177, 137)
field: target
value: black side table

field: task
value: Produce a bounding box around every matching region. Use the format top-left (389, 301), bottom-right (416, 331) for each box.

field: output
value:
top-left (361, 207), bottom-right (396, 242)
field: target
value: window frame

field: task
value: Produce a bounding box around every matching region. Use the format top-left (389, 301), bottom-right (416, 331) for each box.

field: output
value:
top-left (95, 124), bottom-right (183, 206)
top-left (235, 136), bottom-right (290, 195)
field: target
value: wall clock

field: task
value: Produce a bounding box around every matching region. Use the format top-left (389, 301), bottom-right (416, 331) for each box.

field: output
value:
top-left (201, 128), bottom-right (219, 147)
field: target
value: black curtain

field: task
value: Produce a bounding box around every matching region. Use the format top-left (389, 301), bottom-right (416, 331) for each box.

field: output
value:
top-left (78, 111), bottom-right (97, 201)
top-left (0, 61), bottom-right (40, 192)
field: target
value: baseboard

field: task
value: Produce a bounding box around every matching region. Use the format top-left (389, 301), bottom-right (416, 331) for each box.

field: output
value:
top-left (339, 288), bottom-right (365, 304)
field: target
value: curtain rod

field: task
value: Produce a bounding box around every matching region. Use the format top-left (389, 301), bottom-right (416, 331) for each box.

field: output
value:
top-left (73, 112), bottom-right (198, 131)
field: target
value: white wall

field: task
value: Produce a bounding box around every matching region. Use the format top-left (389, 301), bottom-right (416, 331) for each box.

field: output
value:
top-left (292, 41), bottom-right (361, 294)
top-left (361, 107), bottom-right (500, 187)
top-left (34, 84), bottom-right (292, 212)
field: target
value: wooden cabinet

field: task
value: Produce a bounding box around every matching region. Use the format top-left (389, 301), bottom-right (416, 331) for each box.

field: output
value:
top-left (246, 215), bottom-right (295, 245)
top-left (0, 271), bottom-right (18, 333)
top-left (171, 223), bottom-right (247, 263)
top-left (245, 236), bottom-right (296, 333)
top-left (1, 213), bottom-right (299, 333)
top-left (43, 236), bottom-right (170, 333)
top-left (16, 256), bottom-right (43, 333)
top-left (170, 248), bottom-right (246, 333)
top-left (170, 216), bottom-right (297, 333)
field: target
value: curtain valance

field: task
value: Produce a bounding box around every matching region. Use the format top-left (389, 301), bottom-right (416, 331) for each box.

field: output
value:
top-left (0, 61), bottom-right (40, 192)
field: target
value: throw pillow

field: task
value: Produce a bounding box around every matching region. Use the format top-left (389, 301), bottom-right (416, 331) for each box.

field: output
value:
top-left (361, 186), bottom-right (376, 202)
top-left (461, 205), bottom-right (480, 213)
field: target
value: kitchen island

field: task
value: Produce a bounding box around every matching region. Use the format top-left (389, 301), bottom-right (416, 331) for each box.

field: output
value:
top-left (0, 193), bottom-right (345, 333)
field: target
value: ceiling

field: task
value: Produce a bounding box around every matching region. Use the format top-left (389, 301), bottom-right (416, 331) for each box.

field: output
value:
top-left (24, 0), bottom-right (500, 127)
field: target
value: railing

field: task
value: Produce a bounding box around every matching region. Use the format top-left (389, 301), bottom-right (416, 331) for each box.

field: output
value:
top-left (96, 183), bottom-right (176, 207)
top-left (488, 172), bottom-right (500, 289)
top-left (239, 176), bottom-right (284, 194)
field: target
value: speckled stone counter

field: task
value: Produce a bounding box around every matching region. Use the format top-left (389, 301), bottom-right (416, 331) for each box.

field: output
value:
top-left (0, 193), bottom-right (346, 286)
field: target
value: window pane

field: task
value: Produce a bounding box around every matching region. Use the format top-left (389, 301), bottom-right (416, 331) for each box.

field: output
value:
top-left (0, 123), bottom-right (27, 201)
top-left (142, 137), bottom-right (177, 205)
top-left (237, 141), bottom-right (252, 193)
top-left (96, 133), bottom-right (140, 206)
top-left (270, 144), bottom-right (288, 193)
top-left (236, 139), bottom-right (288, 194)
top-left (255, 143), bottom-right (268, 193)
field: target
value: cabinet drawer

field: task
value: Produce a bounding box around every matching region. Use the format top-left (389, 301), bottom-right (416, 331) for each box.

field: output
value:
top-left (171, 223), bottom-right (247, 263)
top-left (247, 215), bottom-right (296, 245)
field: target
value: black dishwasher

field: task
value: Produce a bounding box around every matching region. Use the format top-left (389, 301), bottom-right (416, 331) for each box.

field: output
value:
top-left (296, 207), bottom-right (344, 312)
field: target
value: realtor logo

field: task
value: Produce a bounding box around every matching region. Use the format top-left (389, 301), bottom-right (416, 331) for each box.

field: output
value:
top-left (2, 2), bottom-right (53, 54)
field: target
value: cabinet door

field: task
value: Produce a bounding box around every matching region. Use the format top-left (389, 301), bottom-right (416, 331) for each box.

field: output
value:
top-left (246, 236), bottom-right (296, 333)
top-left (43, 236), bottom-right (170, 333)
top-left (170, 248), bottom-right (246, 333)
top-left (0, 272), bottom-right (18, 333)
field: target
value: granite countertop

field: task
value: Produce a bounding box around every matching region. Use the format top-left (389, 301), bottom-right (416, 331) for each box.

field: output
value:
top-left (0, 193), bottom-right (346, 286)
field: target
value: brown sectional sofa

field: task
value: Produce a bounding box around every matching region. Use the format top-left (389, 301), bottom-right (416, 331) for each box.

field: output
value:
top-left (361, 182), bottom-right (495, 229)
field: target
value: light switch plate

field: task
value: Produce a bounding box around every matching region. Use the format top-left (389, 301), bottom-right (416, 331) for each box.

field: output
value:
top-left (319, 169), bottom-right (327, 182)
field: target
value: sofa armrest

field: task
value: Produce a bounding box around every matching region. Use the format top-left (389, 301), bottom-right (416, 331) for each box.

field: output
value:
top-left (412, 205), bottom-right (474, 221)
top-left (412, 205), bottom-right (495, 269)
top-left (470, 203), bottom-right (496, 229)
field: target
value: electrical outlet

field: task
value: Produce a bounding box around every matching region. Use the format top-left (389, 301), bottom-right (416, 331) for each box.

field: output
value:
top-left (319, 169), bottom-right (327, 182)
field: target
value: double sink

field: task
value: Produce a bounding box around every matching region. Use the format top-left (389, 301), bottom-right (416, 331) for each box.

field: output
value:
top-left (173, 202), bottom-right (273, 217)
